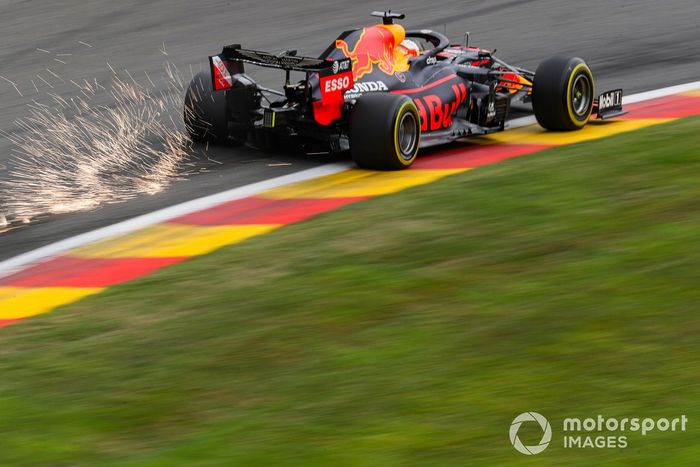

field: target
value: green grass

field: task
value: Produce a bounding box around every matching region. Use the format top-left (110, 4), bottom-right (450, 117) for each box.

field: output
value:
top-left (2, 118), bottom-right (700, 466)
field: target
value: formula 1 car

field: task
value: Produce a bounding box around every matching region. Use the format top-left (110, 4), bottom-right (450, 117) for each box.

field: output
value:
top-left (184, 11), bottom-right (626, 170)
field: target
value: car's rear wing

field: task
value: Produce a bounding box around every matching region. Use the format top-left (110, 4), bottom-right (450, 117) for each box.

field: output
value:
top-left (209, 44), bottom-right (352, 91)
top-left (222, 45), bottom-right (349, 72)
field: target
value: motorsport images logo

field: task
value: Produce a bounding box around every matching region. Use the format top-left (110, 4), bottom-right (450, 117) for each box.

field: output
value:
top-left (509, 412), bottom-right (689, 454)
top-left (509, 412), bottom-right (552, 455)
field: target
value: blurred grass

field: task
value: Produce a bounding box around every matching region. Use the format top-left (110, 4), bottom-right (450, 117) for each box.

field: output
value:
top-left (1, 117), bottom-right (700, 466)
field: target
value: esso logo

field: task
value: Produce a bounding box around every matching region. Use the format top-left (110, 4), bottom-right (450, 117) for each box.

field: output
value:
top-left (324, 75), bottom-right (351, 93)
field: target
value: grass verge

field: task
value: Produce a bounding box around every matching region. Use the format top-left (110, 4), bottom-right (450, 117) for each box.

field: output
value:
top-left (1, 118), bottom-right (699, 466)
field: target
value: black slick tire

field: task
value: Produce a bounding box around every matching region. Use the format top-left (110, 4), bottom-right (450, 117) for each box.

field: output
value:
top-left (350, 93), bottom-right (421, 170)
top-left (532, 56), bottom-right (595, 131)
top-left (183, 71), bottom-right (229, 144)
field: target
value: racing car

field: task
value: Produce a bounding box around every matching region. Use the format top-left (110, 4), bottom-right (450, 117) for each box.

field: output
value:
top-left (184, 11), bottom-right (626, 170)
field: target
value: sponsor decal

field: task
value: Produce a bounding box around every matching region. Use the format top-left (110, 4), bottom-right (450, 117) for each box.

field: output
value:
top-left (598, 89), bottom-right (623, 111)
top-left (237, 49), bottom-right (304, 68)
top-left (336, 25), bottom-right (410, 80)
top-left (412, 82), bottom-right (468, 131)
top-left (426, 56), bottom-right (437, 66)
top-left (315, 70), bottom-right (354, 125)
top-left (319, 70), bottom-right (354, 105)
top-left (323, 73), bottom-right (352, 94)
top-left (343, 80), bottom-right (390, 101)
top-left (487, 100), bottom-right (496, 120)
top-left (347, 81), bottom-right (389, 94)
top-left (333, 58), bottom-right (351, 74)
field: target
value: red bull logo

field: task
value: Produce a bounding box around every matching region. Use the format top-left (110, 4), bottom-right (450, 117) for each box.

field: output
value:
top-left (335, 24), bottom-right (410, 80)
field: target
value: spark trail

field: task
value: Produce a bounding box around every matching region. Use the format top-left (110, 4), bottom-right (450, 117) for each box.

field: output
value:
top-left (0, 62), bottom-right (196, 225)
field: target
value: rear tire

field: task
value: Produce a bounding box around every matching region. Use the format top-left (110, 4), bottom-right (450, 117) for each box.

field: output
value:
top-left (184, 71), bottom-right (229, 144)
top-left (532, 56), bottom-right (594, 131)
top-left (350, 93), bottom-right (421, 170)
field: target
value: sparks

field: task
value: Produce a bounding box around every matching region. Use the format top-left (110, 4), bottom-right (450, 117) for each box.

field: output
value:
top-left (36, 74), bottom-right (54, 89)
top-left (0, 62), bottom-right (196, 226)
top-left (0, 75), bottom-right (23, 96)
top-left (46, 68), bottom-right (65, 83)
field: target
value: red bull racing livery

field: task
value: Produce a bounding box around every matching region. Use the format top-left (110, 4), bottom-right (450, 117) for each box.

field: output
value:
top-left (184, 11), bottom-right (626, 170)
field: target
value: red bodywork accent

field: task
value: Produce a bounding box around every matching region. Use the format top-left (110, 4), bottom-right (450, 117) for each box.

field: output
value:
top-left (211, 56), bottom-right (233, 90)
top-left (313, 99), bottom-right (342, 126)
top-left (314, 69), bottom-right (354, 126)
top-left (391, 73), bottom-right (459, 95)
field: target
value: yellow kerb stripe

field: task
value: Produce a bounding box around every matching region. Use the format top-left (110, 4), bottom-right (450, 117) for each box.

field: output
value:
top-left (480, 118), bottom-right (671, 146)
top-left (681, 89), bottom-right (700, 97)
top-left (260, 168), bottom-right (467, 199)
top-left (0, 287), bottom-right (103, 320)
top-left (70, 223), bottom-right (280, 259)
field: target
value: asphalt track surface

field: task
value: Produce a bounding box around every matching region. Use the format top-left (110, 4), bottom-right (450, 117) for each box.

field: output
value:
top-left (1, 0), bottom-right (699, 261)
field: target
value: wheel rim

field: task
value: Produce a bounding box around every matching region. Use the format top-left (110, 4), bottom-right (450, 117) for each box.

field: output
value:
top-left (397, 111), bottom-right (418, 160)
top-left (571, 73), bottom-right (592, 117)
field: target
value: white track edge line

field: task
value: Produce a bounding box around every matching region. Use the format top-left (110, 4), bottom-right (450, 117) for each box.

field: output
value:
top-left (1, 80), bottom-right (699, 277)
top-left (505, 80), bottom-right (700, 129)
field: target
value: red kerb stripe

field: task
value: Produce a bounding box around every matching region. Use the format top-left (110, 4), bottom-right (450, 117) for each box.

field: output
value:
top-left (169, 196), bottom-right (366, 226)
top-left (413, 144), bottom-right (552, 169)
top-left (624, 95), bottom-right (700, 119)
top-left (0, 256), bottom-right (187, 287)
top-left (0, 319), bottom-right (20, 329)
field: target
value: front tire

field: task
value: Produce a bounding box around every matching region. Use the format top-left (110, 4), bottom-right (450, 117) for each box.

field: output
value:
top-left (183, 71), bottom-right (229, 144)
top-left (350, 93), bottom-right (421, 170)
top-left (532, 56), bottom-right (595, 131)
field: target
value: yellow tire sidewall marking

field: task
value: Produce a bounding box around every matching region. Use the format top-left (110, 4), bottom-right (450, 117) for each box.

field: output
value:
top-left (394, 100), bottom-right (420, 166)
top-left (566, 63), bottom-right (594, 128)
